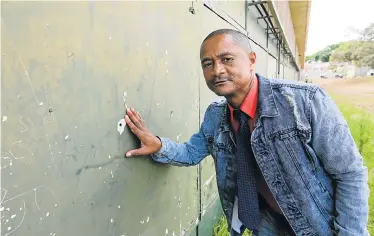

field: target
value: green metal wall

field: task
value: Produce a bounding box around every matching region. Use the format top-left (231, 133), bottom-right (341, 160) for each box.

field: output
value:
top-left (1, 1), bottom-right (299, 235)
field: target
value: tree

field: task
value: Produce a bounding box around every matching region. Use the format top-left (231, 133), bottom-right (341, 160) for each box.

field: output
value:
top-left (309, 23), bottom-right (374, 68)
top-left (305, 44), bottom-right (339, 62)
top-left (360, 23), bottom-right (374, 41)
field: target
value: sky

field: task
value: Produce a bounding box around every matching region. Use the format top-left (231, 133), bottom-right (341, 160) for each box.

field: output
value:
top-left (306, 0), bottom-right (374, 55)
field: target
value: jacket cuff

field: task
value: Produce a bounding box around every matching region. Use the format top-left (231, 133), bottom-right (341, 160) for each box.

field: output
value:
top-left (151, 136), bottom-right (169, 159)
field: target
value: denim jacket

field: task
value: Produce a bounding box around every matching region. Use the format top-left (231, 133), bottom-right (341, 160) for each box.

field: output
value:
top-left (151, 75), bottom-right (369, 236)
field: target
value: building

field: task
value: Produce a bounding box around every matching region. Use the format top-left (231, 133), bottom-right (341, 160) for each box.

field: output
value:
top-left (1, 1), bottom-right (312, 235)
top-left (304, 61), bottom-right (330, 78)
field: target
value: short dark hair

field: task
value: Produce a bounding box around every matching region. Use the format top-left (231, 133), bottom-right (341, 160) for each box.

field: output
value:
top-left (201, 28), bottom-right (252, 53)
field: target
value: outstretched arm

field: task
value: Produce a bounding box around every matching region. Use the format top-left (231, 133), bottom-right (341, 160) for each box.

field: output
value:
top-left (309, 87), bottom-right (369, 235)
top-left (124, 106), bottom-right (212, 166)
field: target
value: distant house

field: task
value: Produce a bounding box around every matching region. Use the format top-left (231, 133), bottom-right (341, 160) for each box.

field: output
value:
top-left (303, 61), bottom-right (330, 78)
top-left (303, 61), bottom-right (373, 79)
top-left (346, 65), bottom-right (371, 77)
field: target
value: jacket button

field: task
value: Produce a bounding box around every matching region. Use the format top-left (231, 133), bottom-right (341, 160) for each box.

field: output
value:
top-left (208, 137), bottom-right (214, 144)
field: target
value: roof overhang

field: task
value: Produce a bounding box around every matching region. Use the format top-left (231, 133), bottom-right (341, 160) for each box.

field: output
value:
top-left (289, 1), bottom-right (311, 69)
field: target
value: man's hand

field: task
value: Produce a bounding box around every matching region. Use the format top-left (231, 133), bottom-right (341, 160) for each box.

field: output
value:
top-left (124, 108), bottom-right (162, 157)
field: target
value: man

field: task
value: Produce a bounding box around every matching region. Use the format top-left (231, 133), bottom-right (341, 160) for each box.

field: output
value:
top-left (124, 29), bottom-right (369, 235)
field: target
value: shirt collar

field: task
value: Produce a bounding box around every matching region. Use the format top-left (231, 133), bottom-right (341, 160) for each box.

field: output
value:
top-left (228, 75), bottom-right (258, 120)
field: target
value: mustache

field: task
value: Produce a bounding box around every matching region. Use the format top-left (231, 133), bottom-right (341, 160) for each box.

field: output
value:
top-left (212, 76), bottom-right (232, 83)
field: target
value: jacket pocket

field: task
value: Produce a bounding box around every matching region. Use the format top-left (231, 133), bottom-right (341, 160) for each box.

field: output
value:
top-left (280, 130), bottom-right (336, 230)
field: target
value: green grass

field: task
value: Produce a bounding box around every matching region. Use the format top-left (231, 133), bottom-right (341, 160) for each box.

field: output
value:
top-left (213, 102), bottom-right (374, 235)
top-left (213, 215), bottom-right (251, 236)
top-left (336, 103), bottom-right (374, 233)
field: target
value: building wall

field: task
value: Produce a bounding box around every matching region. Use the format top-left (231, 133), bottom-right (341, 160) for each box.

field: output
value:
top-left (1, 1), bottom-right (301, 236)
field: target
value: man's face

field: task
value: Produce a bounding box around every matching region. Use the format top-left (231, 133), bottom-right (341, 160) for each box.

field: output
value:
top-left (200, 34), bottom-right (256, 97)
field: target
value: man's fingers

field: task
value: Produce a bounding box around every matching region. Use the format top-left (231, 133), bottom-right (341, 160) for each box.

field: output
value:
top-left (133, 109), bottom-right (145, 127)
top-left (125, 147), bottom-right (148, 157)
top-left (126, 108), bottom-right (144, 130)
top-left (124, 115), bottom-right (142, 136)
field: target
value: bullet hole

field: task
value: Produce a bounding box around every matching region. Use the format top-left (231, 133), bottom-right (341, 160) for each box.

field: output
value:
top-left (49, 108), bottom-right (53, 113)
top-left (68, 52), bottom-right (75, 59)
top-left (189, 2), bottom-right (196, 14)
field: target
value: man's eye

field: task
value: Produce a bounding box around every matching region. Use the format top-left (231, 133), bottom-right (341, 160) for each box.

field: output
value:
top-left (203, 62), bottom-right (212, 68)
top-left (223, 57), bottom-right (233, 62)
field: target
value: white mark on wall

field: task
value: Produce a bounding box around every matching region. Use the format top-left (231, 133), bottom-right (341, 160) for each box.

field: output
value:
top-left (140, 220), bottom-right (144, 224)
top-left (166, 61), bottom-right (168, 65)
top-left (4, 200), bottom-right (26, 236)
top-left (165, 229), bottom-right (168, 235)
top-left (110, 218), bottom-right (114, 223)
top-left (176, 133), bottom-right (183, 142)
top-left (46, 212), bottom-right (50, 217)
top-left (50, 233), bottom-right (56, 236)
top-left (109, 155), bottom-right (112, 159)
top-left (146, 42), bottom-right (149, 47)
top-left (117, 119), bottom-right (126, 135)
top-left (7, 227), bottom-right (12, 231)
top-left (123, 92), bottom-right (128, 110)
top-left (166, 70), bottom-right (169, 74)
top-left (109, 36), bottom-right (112, 40)
top-left (146, 216), bottom-right (150, 222)
top-left (38, 102), bottom-right (43, 106)
top-left (65, 135), bottom-right (69, 140)
top-left (0, 207), bottom-right (4, 211)
top-left (2, 116), bottom-right (8, 122)
top-left (75, 126), bottom-right (78, 129)
top-left (165, 50), bottom-right (168, 55)
top-left (118, 205), bottom-right (121, 209)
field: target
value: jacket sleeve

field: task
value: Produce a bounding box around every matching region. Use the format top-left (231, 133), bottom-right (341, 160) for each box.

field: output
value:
top-left (309, 87), bottom-right (370, 236)
top-left (149, 104), bottom-right (214, 166)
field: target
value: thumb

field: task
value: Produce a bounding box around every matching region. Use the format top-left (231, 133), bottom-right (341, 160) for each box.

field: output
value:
top-left (125, 147), bottom-right (148, 157)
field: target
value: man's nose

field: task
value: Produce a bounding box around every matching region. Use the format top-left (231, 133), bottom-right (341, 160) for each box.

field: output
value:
top-left (213, 61), bottom-right (225, 76)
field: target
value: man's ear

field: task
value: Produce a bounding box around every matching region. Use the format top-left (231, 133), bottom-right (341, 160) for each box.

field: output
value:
top-left (249, 52), bottom-right (257, 70)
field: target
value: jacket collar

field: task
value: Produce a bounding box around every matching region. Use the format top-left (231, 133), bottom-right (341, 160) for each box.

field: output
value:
top-left (218, 73), bottom-right (279, 132)
top-left (256, 73), bottom-right (279, 118)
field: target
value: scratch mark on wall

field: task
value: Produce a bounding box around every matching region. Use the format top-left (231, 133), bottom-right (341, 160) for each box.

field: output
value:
top-left (1, 188), bottom-right (8, 203)
top-left (19, 116), bottom-right (29, 133)
top-left (76, 154), bottom-right (128, 174)
top-left (34, 189), bottom-right (41, 210)
top-left (2, 185), bottom-right (57, 205)
top-left (203, 174), bottom-right (215, 187)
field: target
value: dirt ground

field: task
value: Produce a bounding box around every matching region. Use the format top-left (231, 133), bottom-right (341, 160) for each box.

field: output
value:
top-left (312, 77), bottom-right (374, 114)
